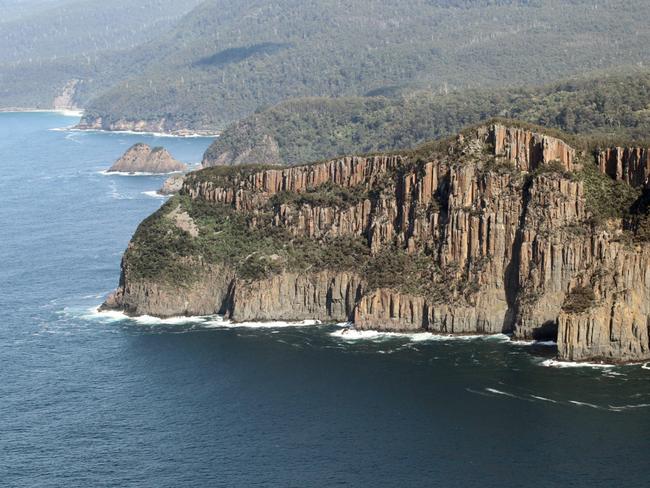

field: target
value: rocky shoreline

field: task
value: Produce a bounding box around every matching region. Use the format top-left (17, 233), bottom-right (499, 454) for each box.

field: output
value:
top-left (103, 121), bottom-right (650, 364)
top-left (75, 116), bottom-right (220, 137)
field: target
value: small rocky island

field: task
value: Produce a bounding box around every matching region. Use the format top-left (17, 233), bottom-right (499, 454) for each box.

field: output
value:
top-left (103, 121), bottom-right (650, 364)
top-left (107, 143), bottom-right (187, 174)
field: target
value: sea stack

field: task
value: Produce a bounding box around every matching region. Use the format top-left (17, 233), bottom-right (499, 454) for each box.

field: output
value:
top-left (107, 143), bottom-right (187, 174)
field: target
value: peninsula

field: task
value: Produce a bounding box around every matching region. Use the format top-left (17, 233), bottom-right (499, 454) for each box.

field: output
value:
top-left (102, 122), bottom-right (650, 363)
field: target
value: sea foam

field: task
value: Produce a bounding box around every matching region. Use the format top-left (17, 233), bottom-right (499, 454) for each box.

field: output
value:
top-left (99, 169), bottom-right (183, 177)
top-left (330, 328), bottom-right (510, 343)
top-left (540, 359), bottom-right (615, 369)
top-left (86, 307), bottom-right (323, 329)
top-left (142, 191), bottom-right (168, 199)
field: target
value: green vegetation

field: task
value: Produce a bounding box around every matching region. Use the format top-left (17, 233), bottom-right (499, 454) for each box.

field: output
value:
top-left (579, 160), bottom-right (641, 225)
top-left (562, 286), bottom-right (596, 314)
top-left (125, 195), bottom-right (373, 285)
top-left (270, 182), bottom-right (367, 209)
top-left (0, 0), bottom-right (204, 108)
top-left (126, 188), bottom-right (477, 304)
top-left (183, 164), bottom-right (278, 188)
top-left (5, 0), bottom-right (650, 127)
top-left (206, 71), bottom-right (650, 166)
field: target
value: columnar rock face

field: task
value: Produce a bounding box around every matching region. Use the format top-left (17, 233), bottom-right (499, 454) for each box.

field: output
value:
top-left (484, 124), bottom-right (577, 171)
top-left (104, 123), bottom-right (650, 363)
top-left (108, 143), bottom-right (187, 174)
top-left (597, 147), bottom-right (650, 187)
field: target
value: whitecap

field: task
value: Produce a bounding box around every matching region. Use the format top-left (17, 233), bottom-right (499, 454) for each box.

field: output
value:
top-left (569, 400), bottom-right (604, 410)
top-left (142, 191), bottom-right (168, 199)
top-left (509, 339), bottom-right (557, 347)
top-left (99, 169), bottom-right (183, 177)
top-left (540, 359), bottom-right (615, 369)
top-left (84, 307), bottom-right (214, 326)
top-left (64, 128), bottom-right (218, 138)
top-left (485, 388), bottom-right (517, 398)
top-left (330, 328), bottom-right (510, 343)
top-left (642, 363), bottom-right (650, 370)
top-left (2, 108), bottom-right (83, 117)
top-left (530, 395), bottom-right (557, 403)
top-left (608, 403), bottom-right (650, 412)
top-left (203, 317), bottom-right (321, 329)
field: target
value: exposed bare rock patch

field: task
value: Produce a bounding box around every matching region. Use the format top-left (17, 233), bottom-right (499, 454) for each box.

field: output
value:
top-left (108, 143), bottom-right (187, 174)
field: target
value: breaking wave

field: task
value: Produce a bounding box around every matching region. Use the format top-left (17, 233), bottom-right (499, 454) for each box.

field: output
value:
top-left (330, 328), bottom-right (510, 343)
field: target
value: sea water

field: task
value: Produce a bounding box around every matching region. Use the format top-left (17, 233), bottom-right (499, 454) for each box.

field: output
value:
top-left (0, 112), bottom-right (648, 487)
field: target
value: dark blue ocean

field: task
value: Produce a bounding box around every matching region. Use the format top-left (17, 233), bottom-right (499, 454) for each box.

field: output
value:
top-left (1, 112), bottom-right (649, 487)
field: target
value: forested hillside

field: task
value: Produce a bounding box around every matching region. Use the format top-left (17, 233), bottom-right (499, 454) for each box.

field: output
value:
top-left (204, 69), bottom-right (650, 166)
top-left (3, 0), bottom-right (649, 129)
top-left (0, 0), bottom-right (204, 108)
top-left (81, 0), bottom-right (650, 130)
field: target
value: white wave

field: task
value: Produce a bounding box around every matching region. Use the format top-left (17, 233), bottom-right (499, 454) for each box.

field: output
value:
top-left (330, 329), bottom-right (401, 340)
top-left (569, 400), bottom-right (604, 410)
top-left (85, 307), bottom-right (214, 325)
top-left (330, 328), bottom-right (509, 342)
top-left (642, 363), bottom-right (650, 370)
top-left (509, 339), bottom-right (557, 347)
top-left (608, 403), bottom-right (650, 412)
top-left (56, 109), bottom-right (84, 117)
top-left (99, 169), bottom-right (183, 177)
top-left (2, 108), bottom-right (83, 117)
top-left (485, 388), bottom-right (518, 398)
top-left (65, 128), bottom-right (218, 138)
top-left (142, 190), bottom-right (168, 199)
top-left (540, 359), bottom-right (615, 369)
top-left (530, 395), bottom-right (557, 403)
top-left (82, 308), bottom-right (129, 322)
top-left (203, 317), bottom-right (321, 329)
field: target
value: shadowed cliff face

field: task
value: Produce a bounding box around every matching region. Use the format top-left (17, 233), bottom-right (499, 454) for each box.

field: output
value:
top-left (104, 123), bottom-right (650, 363)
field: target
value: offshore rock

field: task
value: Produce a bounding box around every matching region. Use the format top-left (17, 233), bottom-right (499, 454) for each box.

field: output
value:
top-left (108, 143), bottom-right (187, 174)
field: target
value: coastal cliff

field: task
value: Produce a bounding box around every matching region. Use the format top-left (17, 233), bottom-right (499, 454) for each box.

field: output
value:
top-left (103, 122), bottom-right (650, 363)
top-left (108, 143), bottom-right (187, 174)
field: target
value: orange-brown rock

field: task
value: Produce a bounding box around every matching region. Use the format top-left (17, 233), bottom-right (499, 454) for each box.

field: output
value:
top-left (597, 146), bottom-right (650, 187)
top-left (108, 143), bottom-right (187, 174)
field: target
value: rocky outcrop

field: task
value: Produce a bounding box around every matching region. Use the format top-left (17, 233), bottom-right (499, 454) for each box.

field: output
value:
top-left (108, 143), bottom-right (187, 174)
top-left (104, 261), bottom-right (235, 317)
top-left (597, 146), bottom-right (650, 187)
top-left (159, 174), bottom-right (186, 195)
top-left (483, 124), bottom-right (577, 171)
top-left (203, 133), bottom-right (282, 166)
top-left (104, 122), bottom-right (650, 363)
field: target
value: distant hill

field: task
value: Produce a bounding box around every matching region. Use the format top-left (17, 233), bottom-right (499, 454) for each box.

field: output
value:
top-left (203, 69), bottom-right (650, 166)
top-left (0, 0), bottom-right (204, 109)
top-left (2, 0), bottom-right (650, 130)
top-left (80, 0), bottom-right (650, 131)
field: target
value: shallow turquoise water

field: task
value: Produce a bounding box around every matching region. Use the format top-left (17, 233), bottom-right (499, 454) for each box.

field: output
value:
top-left (0, 112), bottom-right (649, 487)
